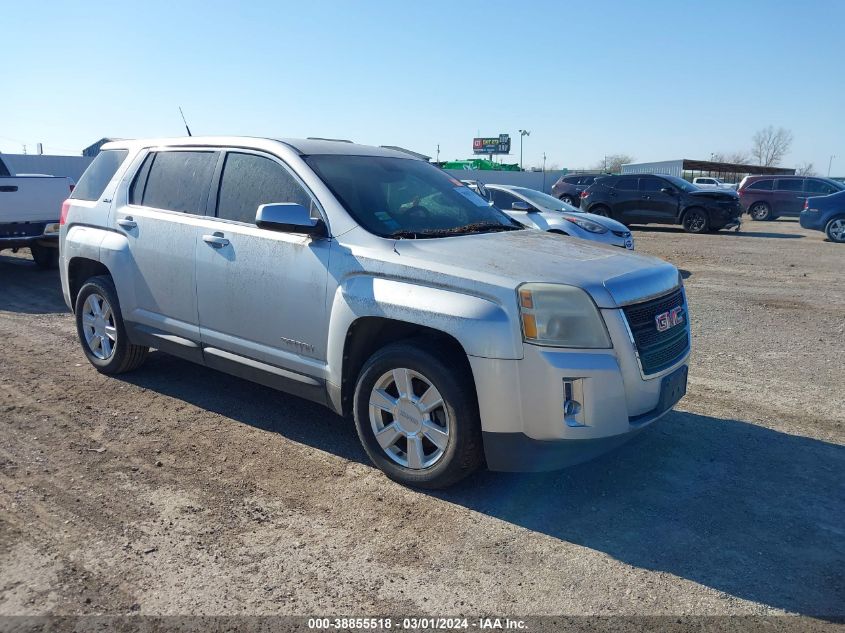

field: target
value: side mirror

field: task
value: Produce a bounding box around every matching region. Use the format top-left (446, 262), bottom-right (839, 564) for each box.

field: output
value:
top-left (511, 201), bottom-right (534, 211)
top-left (660, 187), bottom-right (676, 195)
top-left (255, 203), bottom-right (327, 237)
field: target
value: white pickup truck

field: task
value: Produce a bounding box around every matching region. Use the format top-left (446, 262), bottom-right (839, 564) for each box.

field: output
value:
top-left (0, 157), bottom-right (74, 268)
top-left (693, 177), bottom-right (737, 190)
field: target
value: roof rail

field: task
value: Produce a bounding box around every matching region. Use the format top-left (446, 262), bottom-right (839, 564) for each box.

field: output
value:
top-left (306, 137), bottom-right (353, 143)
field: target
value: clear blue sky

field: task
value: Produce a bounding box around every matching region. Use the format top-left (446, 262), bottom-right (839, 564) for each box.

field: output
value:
top-left (2, 0), bottom-right (843, 173)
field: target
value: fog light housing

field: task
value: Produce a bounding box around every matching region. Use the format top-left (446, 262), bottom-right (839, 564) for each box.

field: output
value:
top-left (563, 378), bottom-right (586, 427)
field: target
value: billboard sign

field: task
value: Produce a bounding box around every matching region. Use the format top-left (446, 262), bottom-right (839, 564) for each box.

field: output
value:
top-left (473, 134), bottom-right (511, 155)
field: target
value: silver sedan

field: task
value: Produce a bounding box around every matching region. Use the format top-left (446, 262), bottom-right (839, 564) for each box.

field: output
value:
top-left (466, 182), bottom-right (634, 250)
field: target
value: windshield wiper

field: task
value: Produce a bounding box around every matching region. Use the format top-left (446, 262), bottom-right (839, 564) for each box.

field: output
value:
top-left (389, 222), bottom-right (521, 239)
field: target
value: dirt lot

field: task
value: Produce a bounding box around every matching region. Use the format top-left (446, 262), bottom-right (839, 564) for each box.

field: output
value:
top-left (0, 219), bottom-right (842, 620)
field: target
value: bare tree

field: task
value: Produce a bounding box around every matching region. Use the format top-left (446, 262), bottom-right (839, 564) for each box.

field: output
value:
top-left (795, 162), bottom-right (816, 176)
top-left (593, 154), bottom-right (634, 173)
top-left (710, 151), bottom-right (750, 165)
top-left (750, 126), bottom-right (793, 167)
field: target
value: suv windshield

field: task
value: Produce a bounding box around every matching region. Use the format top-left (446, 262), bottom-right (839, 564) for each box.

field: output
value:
top-left (663, 175), bottom-right (698, 192)
top-left (305, 155), bottom-right (521, 238)
top-left (510, 187), bottom-right (579, 212)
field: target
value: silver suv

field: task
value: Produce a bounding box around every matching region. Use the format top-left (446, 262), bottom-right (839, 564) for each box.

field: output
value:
top-left (60, 137), bottom-right (691, 488)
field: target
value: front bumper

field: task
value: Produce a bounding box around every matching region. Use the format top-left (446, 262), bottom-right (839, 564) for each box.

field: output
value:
top-left (470, 304), bottom-right (690, 472)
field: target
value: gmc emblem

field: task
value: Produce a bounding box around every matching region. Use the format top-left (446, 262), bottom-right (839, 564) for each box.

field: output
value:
top-left (655, 306), bottom-right (684, 332)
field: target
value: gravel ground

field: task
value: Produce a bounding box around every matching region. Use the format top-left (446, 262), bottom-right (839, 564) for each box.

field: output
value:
top-left (0, 219), bottom-right (842, 621)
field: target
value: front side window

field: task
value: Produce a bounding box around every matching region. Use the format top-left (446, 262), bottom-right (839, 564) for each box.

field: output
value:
top-left (639, 177), bottom-right (665, 192)
top-left (138, 151), bottom-right (217, 214)
top-left (490, 189), bottom-right (521, 210)
top-left (804, 179), bottom-right (838, 195)
top-left (216, 153), bottom-right (314, 224)
top-left (305, 155), bottom-right (520, 238)
top-left (72, 149), bottom-right (129, 201)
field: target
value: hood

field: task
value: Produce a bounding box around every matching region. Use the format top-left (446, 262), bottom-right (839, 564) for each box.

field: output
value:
top-left (688, 189), bottom-right (739, 201)
top-left (391, 229), bottom-right (679, 308)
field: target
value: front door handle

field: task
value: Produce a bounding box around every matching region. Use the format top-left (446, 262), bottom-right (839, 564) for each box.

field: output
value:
top-left (202, 232), bottom-right (230, 248)
top-left (117, 217), bottom-right (137, 229)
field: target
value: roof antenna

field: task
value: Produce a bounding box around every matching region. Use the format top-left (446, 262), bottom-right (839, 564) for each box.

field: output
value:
top-left (179, 106), bottom-right (192, 136)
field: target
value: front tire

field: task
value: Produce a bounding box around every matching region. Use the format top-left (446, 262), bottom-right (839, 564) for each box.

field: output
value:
top-left (591, 205), bottom-right (611, 218)
top-left (353, 341), bottom-right (483, 489)
top-left (749, 202), bottom-right (773, 221)
top-left (30, 244), bottom-right (59, 269)
top-left (75, 275), bottom-right (148, 374)
top-left (825, 216), bottom-right (845, 243)
top-left (682, 208), bottom-right (709, 234)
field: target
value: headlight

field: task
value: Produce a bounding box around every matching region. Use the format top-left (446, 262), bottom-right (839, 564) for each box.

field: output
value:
top-left (564, 216), bottom-right (607, 234)
top-left (517, 283), bottom-right (611, 348)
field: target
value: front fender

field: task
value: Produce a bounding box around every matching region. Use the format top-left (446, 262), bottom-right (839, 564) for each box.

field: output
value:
top-left (325, 275), bottom-right (522, 388)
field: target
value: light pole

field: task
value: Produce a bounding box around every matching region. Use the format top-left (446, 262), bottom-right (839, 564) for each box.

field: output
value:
top-left (542, 152), bottom-right (547, 191)
top-left (829, 155), bottom-right (836, 177)
top-left (518, 129), bottom-right (530, 170)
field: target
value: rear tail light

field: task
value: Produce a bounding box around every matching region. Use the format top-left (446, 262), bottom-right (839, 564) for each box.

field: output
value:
top-left (580, 190), bottom-right (589, 199)
top-left (803, 199), bottom-right (809, 210)
top-left (60, 199), bottom-right (71, 225)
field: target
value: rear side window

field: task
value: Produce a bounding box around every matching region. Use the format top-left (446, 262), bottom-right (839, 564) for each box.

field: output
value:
top-left (616, 177), bottom-right (638, 191)
top-left (136, 151), bottom-right (217, 214)
top-left (71, 150), bottom-right (129, 201)
top-left (776, 179), bottom-right (803, 192)
top-left (747, 179), bottom-right (773, 191)
top-left (216, 152), bottom-right (314, 224)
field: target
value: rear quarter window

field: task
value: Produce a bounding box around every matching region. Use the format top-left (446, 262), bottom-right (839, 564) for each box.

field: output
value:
top-left (746, 179), bottom-right (773, 191)
top-left (71, 150), bottom-right (129, 201)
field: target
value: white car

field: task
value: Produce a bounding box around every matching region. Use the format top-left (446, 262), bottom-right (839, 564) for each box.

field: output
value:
top-left (474, 183), bottom-right (634, 250)
top-left (693, 177), bottom-right (736, 190)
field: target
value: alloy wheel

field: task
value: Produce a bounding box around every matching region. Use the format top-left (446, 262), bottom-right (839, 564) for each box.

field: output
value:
top-left (81, 293), bottom-right (117, 360)
top-left (828, 218), bottom-right (845, 242)
top-left (368, 368), bottom-right (450, 470)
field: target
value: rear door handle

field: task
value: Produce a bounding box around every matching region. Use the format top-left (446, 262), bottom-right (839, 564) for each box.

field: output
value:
top-left (117, 217), bottom-right (137, 229)
top-left (0, 185), bottom-right (18, 192)
top-left (202, 232), bottom-right (229, 248)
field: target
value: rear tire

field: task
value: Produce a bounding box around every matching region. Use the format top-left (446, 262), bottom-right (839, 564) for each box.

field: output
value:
top-left (559, 195), bottom-right (575, 206)
top-left (353, 340), bottom-right (483, 489)
top-left (749, 202), bottom-right (773, 221)
top-left (825, 216), bottom-right (845, 243)
top-left (682, 208), bottom-right (709, 234)
top-left (75, 275), bottom-right (148, 374)
top-left (30, 244), bottom-right (59, 269)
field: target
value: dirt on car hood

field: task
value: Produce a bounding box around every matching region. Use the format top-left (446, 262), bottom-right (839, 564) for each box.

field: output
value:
top-left (391, 228), bottom-right (680, 308)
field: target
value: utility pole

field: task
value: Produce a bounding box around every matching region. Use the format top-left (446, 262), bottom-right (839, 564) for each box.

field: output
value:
top-left (829, 155), bottom-right (836, 177)
top-left (518, 129), bottom-right (530, 171)
top-left (436, 144), bottom-right (440, 164)
top-left (542, 152), bottom-right (547, 192)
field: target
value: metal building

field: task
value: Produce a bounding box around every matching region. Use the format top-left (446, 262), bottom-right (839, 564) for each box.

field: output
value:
top-left (622, 158), bottom-right (794, 183)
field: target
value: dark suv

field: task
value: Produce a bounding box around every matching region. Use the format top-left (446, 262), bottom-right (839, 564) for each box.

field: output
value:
top-left (580, 174), bottom-right (742, 233)
top-left (738, 175), bottom-right (845, 221)
top-left (551, 174), bottom-right (603, 207)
